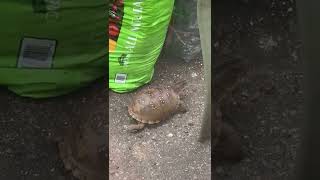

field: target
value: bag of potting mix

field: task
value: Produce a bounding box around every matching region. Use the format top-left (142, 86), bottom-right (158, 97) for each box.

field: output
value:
top-left (0, 0), bottom-right (106, 98)
top-left (109, 0), bottom-right (174, 93)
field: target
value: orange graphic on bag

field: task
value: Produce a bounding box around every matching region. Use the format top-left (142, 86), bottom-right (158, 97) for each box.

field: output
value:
top-left (109, 0), bottom-right (123, 52)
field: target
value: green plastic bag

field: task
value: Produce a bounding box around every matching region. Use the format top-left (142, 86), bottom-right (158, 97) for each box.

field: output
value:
top-left (109, 0), bottom-right (174, 93)
top-left (0, 0), bottom-right (106, 98)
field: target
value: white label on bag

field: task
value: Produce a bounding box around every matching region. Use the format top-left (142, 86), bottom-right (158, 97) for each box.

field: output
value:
top-left (115, 73), bottom-right (127, 84)
top-left (17, 37), bottom-right (57, 68)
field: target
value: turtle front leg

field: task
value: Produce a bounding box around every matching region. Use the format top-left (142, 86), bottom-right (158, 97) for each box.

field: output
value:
top-left (178, 101), bottom-right (187, 113)
top-left (127, 123), bottom-right (146, 133)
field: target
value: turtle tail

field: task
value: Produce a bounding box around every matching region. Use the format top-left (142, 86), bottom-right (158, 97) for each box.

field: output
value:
top-left (172, 80), bottom-right (187, 93)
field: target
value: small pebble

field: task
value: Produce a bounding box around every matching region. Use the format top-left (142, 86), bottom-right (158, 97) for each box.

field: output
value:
top-left (167, 133), bottom-right (173, 137)
top-left (191, 72), bottom-right (198, 78)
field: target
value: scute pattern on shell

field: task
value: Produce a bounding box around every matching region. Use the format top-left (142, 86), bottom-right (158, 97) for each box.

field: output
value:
top-left (128, 86), bottom-right (181, 124)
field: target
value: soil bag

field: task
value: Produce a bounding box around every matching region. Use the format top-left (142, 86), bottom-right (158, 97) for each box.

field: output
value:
top-left (0, 1), bottom-right (106, 98)
top-left (109, 0), bottom-right (174, 93)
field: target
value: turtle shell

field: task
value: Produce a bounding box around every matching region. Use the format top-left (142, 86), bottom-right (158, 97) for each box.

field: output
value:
top-left (58, 124), bottom-right (107, 180)
top-left (56, 104), bottom-right (107, 180)
top-left (128, 87), bottom-right (181, 124)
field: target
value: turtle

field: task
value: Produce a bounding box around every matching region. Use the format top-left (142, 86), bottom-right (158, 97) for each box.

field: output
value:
top-left (52, 97), bottom-right (107, 180)
top-left (211, 56), bottom-right (251, 161)
top-left (56, 123), bottom-right (107, 180)
top-left (127, 80), bottom-right (188, 132)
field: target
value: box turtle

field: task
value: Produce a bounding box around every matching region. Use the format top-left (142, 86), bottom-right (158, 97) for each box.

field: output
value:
top-left (57, 124), bottom-right (107, 180)
top-left (212, 57), bottom-right (250, 161)
top-left (53, 100), bottom-right (107, 180)
top-left (127, 80), bottom-right (188, 132)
